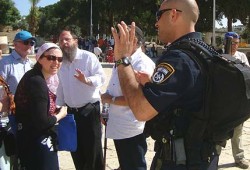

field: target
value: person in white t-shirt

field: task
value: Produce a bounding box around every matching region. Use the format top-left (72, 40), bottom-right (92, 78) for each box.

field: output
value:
top-left (93, 44), bottom-right (103, 62)
top-left (219, 32), bottom-right (249, 169)
top-left (101, 26), bottom-right (155, 170)
top-left (109, 37), bottom-right (115, 49)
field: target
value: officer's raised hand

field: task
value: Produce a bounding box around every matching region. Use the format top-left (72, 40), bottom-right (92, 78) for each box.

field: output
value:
top-left (111, 21), bottom-right (137, 61)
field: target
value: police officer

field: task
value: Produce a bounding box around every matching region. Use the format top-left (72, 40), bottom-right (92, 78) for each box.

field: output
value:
top-left (111, 0), bottom-right (218, 169)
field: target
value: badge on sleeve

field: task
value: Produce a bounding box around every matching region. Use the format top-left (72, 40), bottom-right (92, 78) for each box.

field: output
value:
top-left (152, 63), bottom-right (175, 84)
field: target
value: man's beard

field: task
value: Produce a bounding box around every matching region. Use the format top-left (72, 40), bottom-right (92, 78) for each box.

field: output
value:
top-left (62, 44), bottom-right (77, 62)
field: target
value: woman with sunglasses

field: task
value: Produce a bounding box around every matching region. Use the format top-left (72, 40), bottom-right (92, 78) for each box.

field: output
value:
top-left (14, 43), bottom-right (67, 170)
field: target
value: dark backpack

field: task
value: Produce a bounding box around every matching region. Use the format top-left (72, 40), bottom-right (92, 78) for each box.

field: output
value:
top-left (144, 38), bottom-right (250, 146)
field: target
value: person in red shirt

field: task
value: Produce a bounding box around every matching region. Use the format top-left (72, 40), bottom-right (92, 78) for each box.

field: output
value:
top-left (106, 47), bottom-right (114, 63)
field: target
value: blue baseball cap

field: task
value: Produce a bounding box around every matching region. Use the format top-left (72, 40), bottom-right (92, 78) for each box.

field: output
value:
top-left (224, 32), bottom-right (240, 39)
top-left (14, 30), bottom-right (36, 41)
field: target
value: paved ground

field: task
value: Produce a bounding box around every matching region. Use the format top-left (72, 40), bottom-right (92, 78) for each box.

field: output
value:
top-left (58, 120), bottom-right (250, 170)
top-left (58, 63), bottom-right (250, 170)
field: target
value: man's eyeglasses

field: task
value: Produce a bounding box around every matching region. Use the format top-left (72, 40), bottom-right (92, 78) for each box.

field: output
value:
top-left (231, 41), bottom-right (239, 45)
top-left (156, 8), bottom-right (182, 21)
top-left (59, 37), bottom-right (75, 43)
top-left (43, 55), bottom-right (63, 62)
top-left (16, 40), bottom-right (35, 46)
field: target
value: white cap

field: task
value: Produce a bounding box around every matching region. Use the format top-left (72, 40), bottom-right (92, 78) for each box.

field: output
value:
top-left (36, 43), bottom-right (61, 61)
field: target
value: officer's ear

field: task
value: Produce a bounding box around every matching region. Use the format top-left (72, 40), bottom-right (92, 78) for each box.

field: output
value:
top-left (170, 9), bottom-right (182, 23)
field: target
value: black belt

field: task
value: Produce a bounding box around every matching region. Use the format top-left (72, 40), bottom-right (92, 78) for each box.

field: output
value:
top-left (66, 101), bottom-right (99, 113)
top-left (67, 105), bottom-right (84, 113)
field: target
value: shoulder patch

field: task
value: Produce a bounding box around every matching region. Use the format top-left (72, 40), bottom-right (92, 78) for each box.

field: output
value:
top-left (152, 63), bottom-right (175, 84)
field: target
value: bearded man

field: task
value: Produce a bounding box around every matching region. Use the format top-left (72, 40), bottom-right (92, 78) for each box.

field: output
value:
top-left (56, 27), bottom-right (106, 170)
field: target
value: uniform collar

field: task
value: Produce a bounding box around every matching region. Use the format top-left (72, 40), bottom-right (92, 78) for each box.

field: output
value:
top-left (172, 32), bottom-right (202, 45)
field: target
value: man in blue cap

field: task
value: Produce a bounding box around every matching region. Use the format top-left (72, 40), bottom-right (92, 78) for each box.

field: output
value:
top-left (224, 32), bottom-right (249, 65)
top-left (219, 31), bottom-right (249, 169)
top-left (0, 30), bottom-right (35, 169)
top-left (0, 30), bottom-right (35, 94)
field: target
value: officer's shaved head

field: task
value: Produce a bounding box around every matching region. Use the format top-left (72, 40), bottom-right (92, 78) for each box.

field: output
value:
top-left (162, 0), bottom-right (199, 24)
top-left (156, 0), bottom-right (199, 43)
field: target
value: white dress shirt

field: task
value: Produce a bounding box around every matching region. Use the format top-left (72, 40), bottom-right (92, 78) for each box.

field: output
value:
top-left (56, 48), bottom-right (106, 108)
top-left (106, 47), bottom-right (155, 139)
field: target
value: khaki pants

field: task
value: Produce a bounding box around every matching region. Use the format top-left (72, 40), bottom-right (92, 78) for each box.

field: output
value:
top-left (217, 124), bottom-right (245, 162)
top-left (231, 123), bottom-right (245, 162)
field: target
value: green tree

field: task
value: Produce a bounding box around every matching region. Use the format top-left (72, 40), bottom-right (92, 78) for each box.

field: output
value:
top-left (37, 4), bottom-right (60, 39)
top-left (12, 17), bottom-right (29, 30)
top-left (27, 0), bottom-right (41, 35)
top-left (37, 0), bottom-right (161, 38)
top-left (217, 0), bottom-right (250, 31)
top-left (35, 0), bottom-right (249, 39)
top-left (0, 0), bottom-right (21, 29)
top-left (196, 0), bottom-right (213, 32)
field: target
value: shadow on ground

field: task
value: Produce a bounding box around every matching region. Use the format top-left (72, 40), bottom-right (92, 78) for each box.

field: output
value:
top-left (218, 163), bottom-right (236, 169)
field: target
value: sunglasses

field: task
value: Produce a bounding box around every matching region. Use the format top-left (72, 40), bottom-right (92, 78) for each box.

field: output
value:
top-left (231, 41), bottom-right (239, 45)
top-left (16, 40), bottom-right (35, 46)
top-left (156, 8), bottom-right (182, 21)
top-left (43, 55), bottom-right (63, 62)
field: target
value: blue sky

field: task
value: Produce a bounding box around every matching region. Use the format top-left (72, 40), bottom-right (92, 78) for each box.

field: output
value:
top-left (13, 0), bottom-right (60, 16)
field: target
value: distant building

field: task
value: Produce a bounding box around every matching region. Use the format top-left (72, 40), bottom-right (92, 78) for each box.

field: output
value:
top-left (233, 25), bottom-right (246, 32)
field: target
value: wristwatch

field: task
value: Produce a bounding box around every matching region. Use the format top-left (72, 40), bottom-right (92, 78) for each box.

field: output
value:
top-left (115, 57), bottom-right (131, 67)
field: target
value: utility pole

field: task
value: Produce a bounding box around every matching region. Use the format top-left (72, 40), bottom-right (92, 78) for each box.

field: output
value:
top-left (212, 0), bottom-right (216, 46)
top-left (90, 0), bottom-right (93, 38)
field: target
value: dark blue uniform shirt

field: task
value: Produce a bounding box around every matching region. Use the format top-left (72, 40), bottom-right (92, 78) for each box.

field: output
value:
top-left (143, 32), bottom-right (204, 114)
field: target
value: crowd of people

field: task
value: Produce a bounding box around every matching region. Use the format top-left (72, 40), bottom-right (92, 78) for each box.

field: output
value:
top-left (70, 32), bottom-right (160, 63)
top-left (0, 0), bottom-right (249, 170)
top-left (77, 36), bottom-right (115, 63)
